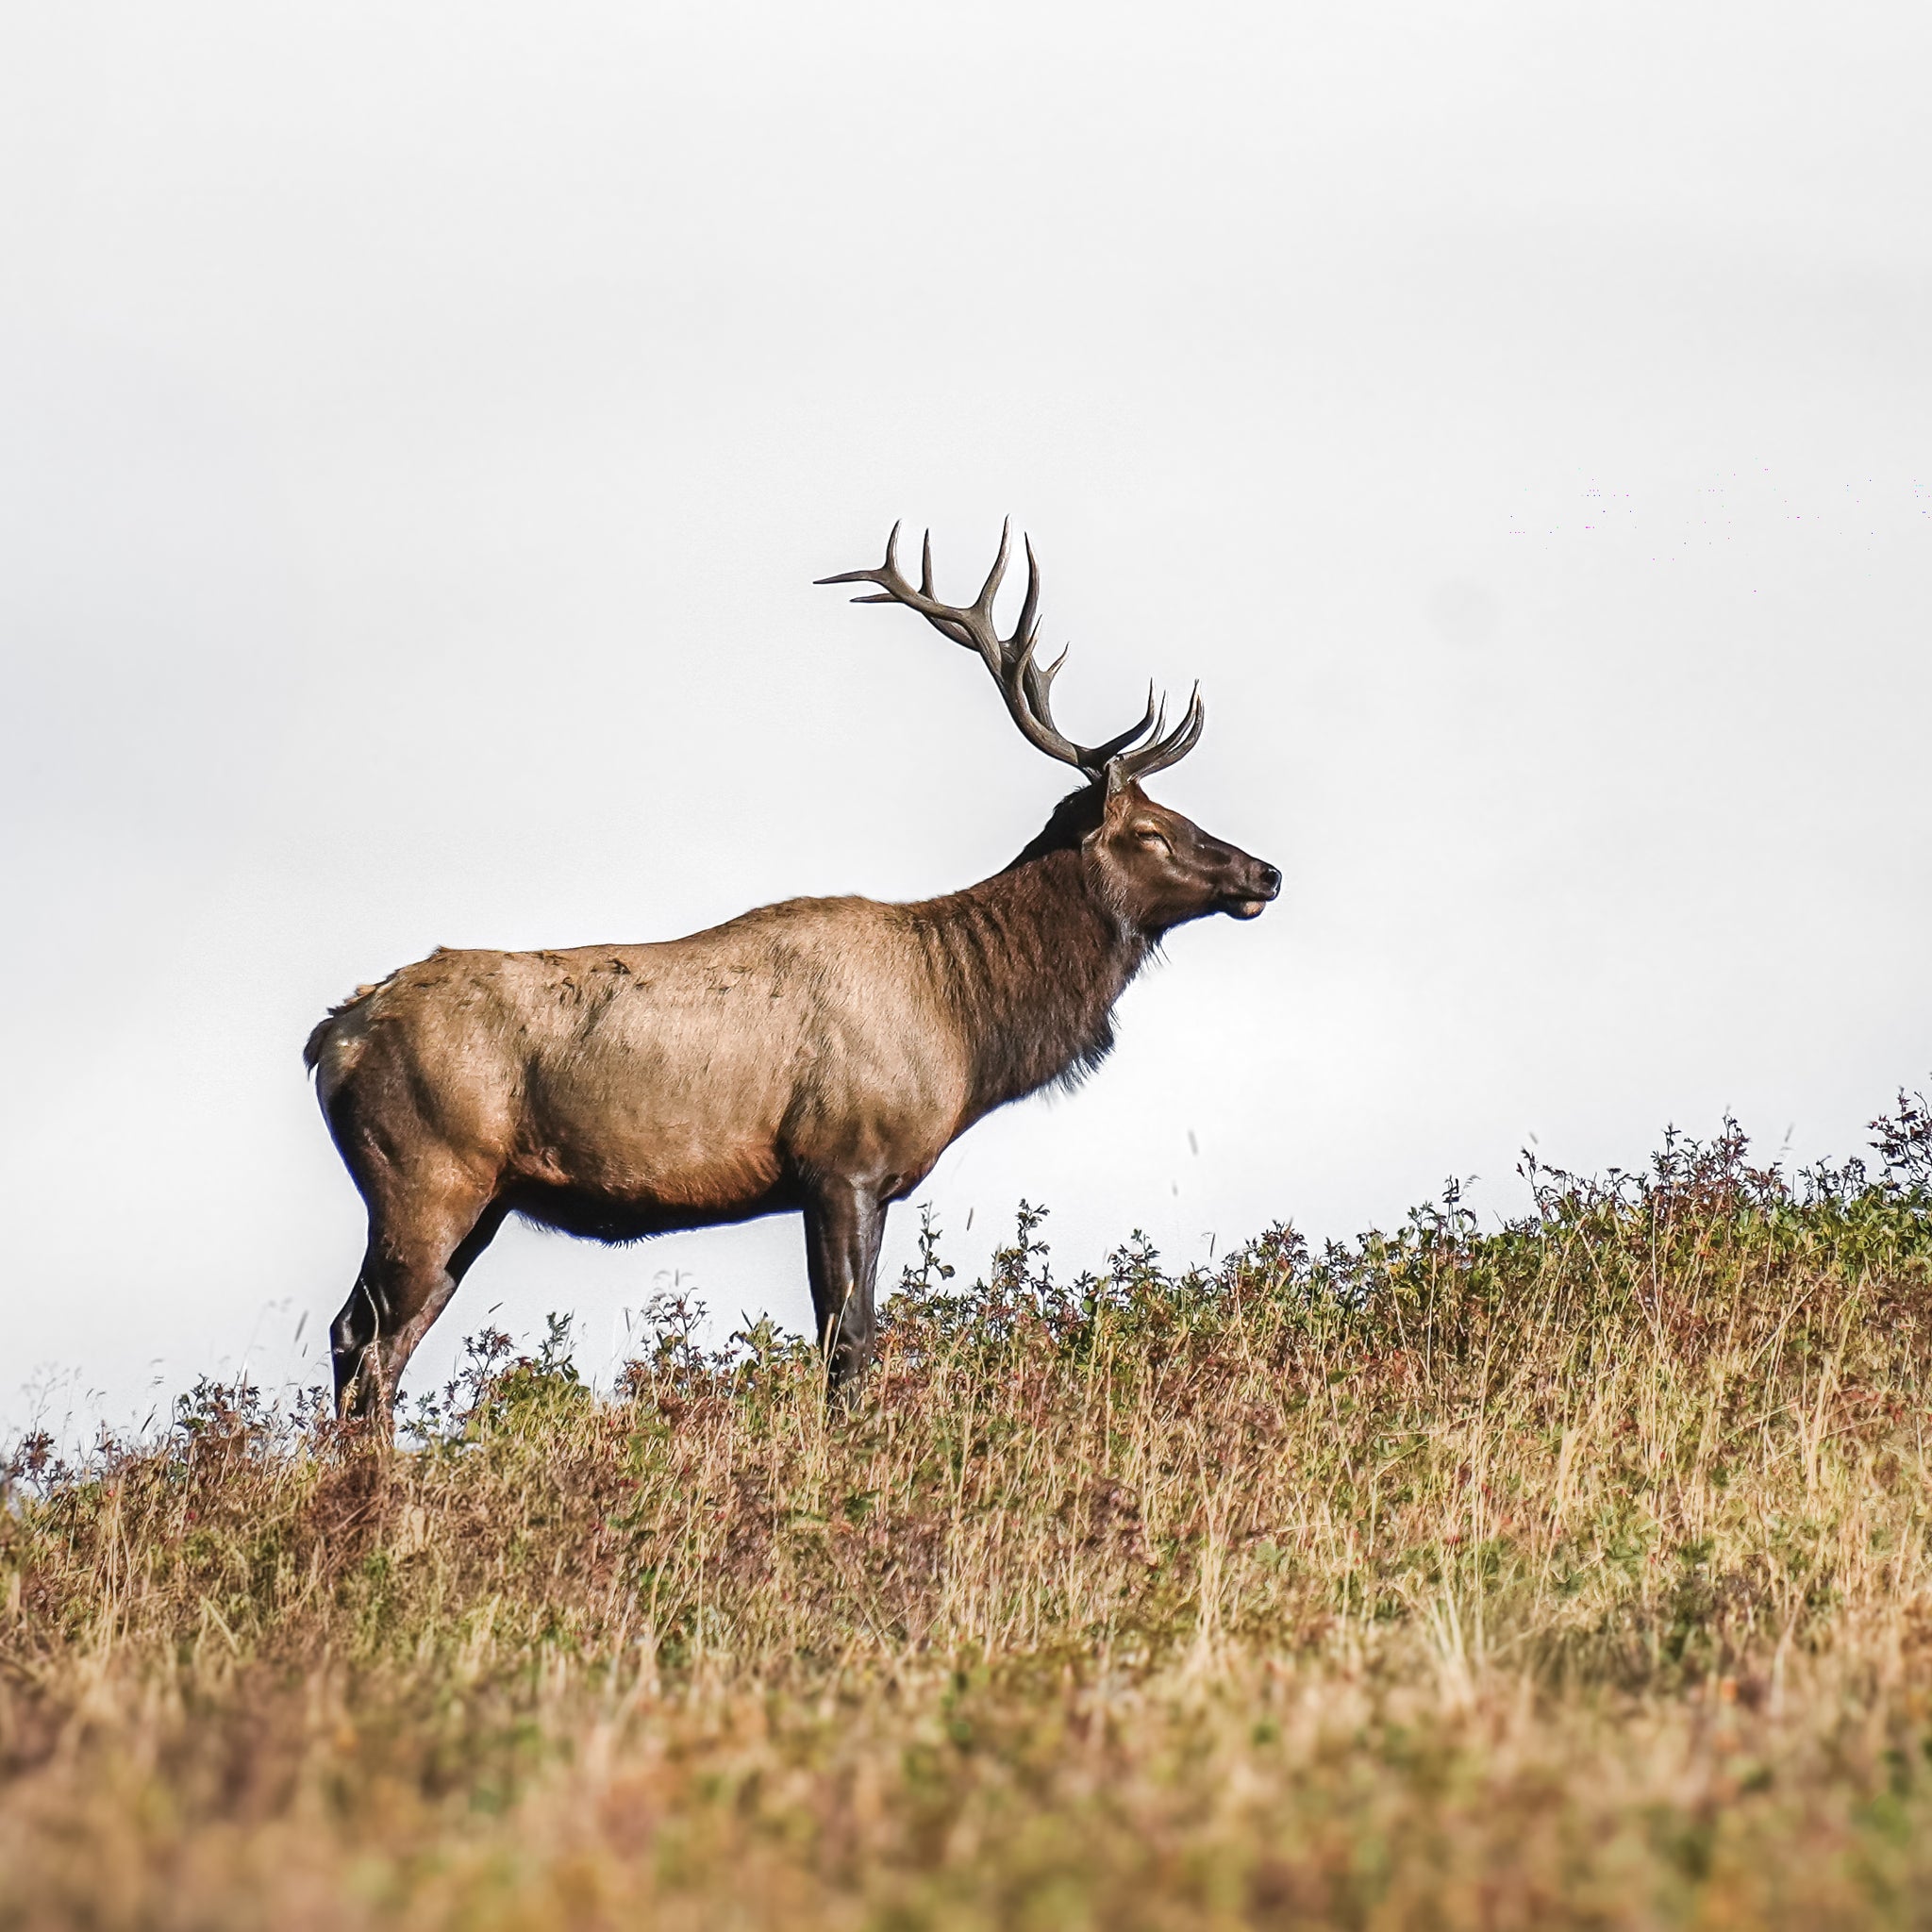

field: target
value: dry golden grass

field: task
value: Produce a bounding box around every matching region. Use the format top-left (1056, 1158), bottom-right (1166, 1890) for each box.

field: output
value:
top-left (6, 1113), bottom-right (1932, 1929)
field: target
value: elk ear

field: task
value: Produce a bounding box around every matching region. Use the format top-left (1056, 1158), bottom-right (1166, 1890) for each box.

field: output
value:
top-left (1080, 784), bottom-right (1134, 862)
top-left (1075, 781), bottom-right (1122, 856)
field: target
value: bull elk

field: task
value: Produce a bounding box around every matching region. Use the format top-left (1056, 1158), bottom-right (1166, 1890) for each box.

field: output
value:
top-left (306, 524), bottom-right (1279, 1423)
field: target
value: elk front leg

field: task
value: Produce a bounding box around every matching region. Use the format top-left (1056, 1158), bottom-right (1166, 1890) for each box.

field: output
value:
top-left (802, 1176), bottom-right (886, 1398)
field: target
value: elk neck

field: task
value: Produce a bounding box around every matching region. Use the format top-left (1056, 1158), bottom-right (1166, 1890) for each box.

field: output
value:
top-left (910, 841), bottom-right (1151, 1121)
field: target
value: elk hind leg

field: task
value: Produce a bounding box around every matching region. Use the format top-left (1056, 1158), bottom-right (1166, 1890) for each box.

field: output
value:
top-left (333, 1189), bottom-right (507, 1425)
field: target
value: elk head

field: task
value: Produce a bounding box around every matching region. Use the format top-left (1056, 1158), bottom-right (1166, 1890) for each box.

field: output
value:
top-left (819, 522), bottom-right (1280, 937)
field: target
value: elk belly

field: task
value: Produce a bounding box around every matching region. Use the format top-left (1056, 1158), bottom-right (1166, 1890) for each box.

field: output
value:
top-left (510, 972), bottom-right (798, 1214)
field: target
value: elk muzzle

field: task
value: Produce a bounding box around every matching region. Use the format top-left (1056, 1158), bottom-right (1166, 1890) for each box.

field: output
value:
top-left (1219, 856), bottom-right (1282, 920)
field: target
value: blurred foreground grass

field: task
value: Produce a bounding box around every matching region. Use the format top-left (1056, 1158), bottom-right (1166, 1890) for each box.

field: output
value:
top-left (7, 1106), bottom-right (1932, 1930)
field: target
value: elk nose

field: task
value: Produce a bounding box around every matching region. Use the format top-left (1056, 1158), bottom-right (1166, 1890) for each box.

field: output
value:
top-left (1256, 863), bottom-right (1282, 898)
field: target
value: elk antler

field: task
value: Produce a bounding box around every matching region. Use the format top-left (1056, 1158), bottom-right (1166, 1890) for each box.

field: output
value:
top-left (817, 522), bottom-right (1205, 793)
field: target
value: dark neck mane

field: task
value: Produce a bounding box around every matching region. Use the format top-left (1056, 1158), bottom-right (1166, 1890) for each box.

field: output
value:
top-left (910, 787), bottom-right (1149, 1121)
top-left (1000, 779), bottom-right (1107, 869)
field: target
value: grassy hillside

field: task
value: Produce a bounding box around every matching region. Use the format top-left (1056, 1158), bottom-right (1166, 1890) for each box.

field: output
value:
top-left (6, 1107), bottom-right (1932, 1930)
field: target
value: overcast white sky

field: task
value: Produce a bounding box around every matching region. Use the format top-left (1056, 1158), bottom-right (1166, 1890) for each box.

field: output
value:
top-left (3, 2), bottom-right (1928, 1439)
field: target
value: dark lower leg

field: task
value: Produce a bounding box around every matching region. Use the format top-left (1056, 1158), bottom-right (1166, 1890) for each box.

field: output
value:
top-left (332, 1199), bottom-right (508, 1425)
top-left (803, 1178), bottom-right (886, 1396)
top-left (330, 1274), bottom-right (384, 1418)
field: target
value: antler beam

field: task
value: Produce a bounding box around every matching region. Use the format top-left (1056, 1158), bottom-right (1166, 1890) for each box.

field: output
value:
top-left (817, 522), bottom-right (1204, 792)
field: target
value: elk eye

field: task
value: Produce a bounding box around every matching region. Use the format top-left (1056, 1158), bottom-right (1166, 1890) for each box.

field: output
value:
top-left (1135, 829), bottom-right (1174, 857)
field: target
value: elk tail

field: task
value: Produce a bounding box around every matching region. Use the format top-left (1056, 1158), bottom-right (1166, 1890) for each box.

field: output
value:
top-left (303, 980), bottom-right (386, 1074)
top-left (302, 1014), bottom-right (334, 1073)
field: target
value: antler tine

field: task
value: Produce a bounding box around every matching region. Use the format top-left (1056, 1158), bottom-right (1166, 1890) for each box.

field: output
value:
top-left (1008, 542), bottom-right (1159, 767)
top-left (1021, 640), bottom-right (1067, 719)
top-left (972, 518), bottom-right (1012, 623)
top-left (1013, 539), bottom-right (1059, 722)
top-left (1001, 625), bottom-right (1086, 769)
top-left (1108, 682), bottom-right (1206, 791)
top-left (1016, 536), bottom-right (1042, 652)
top-left (1086, 682), bottom-right (1159, 765)
top-left (815, 522), bottom-right (969, 647)
top-left (814, 519), bottom-right (906, 599)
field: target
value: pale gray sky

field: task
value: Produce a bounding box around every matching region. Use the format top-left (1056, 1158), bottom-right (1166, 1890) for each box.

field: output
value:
top-left (4, 2), bottom-right (1928, 1436)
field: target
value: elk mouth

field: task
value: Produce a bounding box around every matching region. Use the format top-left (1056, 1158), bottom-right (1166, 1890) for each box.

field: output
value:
top-left (1218, 865), bottom-right (1280, 921)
